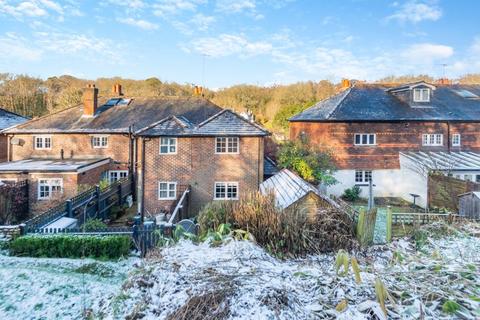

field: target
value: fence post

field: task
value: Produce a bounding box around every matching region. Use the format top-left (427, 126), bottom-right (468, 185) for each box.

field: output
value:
top-left (66, 200), bottom-right (73, 218)
top-left (95, 185), bottom-right (101, 218)
top-left (386, 206), bottom-right (392, 243)
top-left (118, 183), bottom-right (123, 206)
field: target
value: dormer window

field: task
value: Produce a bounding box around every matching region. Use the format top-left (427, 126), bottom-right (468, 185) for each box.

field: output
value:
top-left (413, 88), bottom-right (430, 102)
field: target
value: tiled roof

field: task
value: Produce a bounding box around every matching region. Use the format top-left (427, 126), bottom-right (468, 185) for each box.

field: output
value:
top-left (260, 169), bottom-right (338, 209)
top-left (290, 83), bottom-right (480, 122)
top-left (139, 109), bottom-right (269, 136)
top-left (400, 151), bottom-right (480, 171)
top-left (264, 157), bottom-right (278, 177)
top-left (7, 97), bottom-right (222, 134)
top-left (0, 108), bottom-right (29, 130)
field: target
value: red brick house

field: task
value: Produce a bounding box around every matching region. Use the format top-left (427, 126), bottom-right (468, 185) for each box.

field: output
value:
top-left (0, 108), bottom-right (28, 163)
top-left (1, 84), bottom-right (268, 215)
top-left (289, 81), bottom-right (480, 207)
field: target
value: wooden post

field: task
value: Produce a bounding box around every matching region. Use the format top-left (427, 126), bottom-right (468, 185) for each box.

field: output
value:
top-left (95, 185), bottom-right (101, 219)
top-left (386, 206), bottom-right (392, 243)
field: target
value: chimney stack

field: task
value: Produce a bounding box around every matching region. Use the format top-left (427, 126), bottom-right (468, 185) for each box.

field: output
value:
top-left (436, 78), bottom-right (451, 85)
top-left (112, 83), bottom-right (123, 96)
top-left (341, 79), bottom-right (351, 89)
top-left (83, 84), bottom-right (98, 117)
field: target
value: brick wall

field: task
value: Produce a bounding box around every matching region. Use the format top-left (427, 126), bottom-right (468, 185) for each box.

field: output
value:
top-left (0, 225), bottom-right (22, 241)
top-left (0, 135), bottom-right (7, 162)
top-left (290, 121), bottom-right (480, 170)
top-left (0, 162), bottom-right (110, 215)
top-left (9, 133), bottom-right (130, 165)
top-left (142, 136), bottom-right (264, 215)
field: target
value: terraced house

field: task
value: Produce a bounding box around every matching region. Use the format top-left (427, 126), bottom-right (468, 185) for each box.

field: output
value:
top-left (0, 84), bottom-right (268, 215)
top-left (0, 108), bottom-right (28, 164)
top-left (289, 81), bottom-right (480, 208)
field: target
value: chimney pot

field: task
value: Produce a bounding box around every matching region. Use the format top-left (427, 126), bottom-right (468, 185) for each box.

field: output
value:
top-left (83, 84), bottom-right (98, 117)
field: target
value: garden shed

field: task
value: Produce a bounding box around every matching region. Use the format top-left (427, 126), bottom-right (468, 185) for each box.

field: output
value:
top-left (260, 169), bottom-right (338, 219)
top-left (458, 192), bottom-right (480, 219)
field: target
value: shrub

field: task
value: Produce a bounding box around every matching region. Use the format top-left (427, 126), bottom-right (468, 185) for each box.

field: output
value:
top-left (342, 186), bottom-right (361, 202)
top-left (197, 201), bottom-right (230, 234)
top-left (83, 219), bottom-right (107, 231)
top-left (9, 235), bottom-right (131, 259)
top-left (277, 138), bottom-right (336, 185)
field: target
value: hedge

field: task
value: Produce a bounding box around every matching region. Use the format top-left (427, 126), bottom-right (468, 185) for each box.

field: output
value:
top-left (9, 235), bottom-right (131, 259)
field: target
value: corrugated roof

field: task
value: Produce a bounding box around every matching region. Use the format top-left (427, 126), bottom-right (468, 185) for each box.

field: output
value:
top-left (0, 108), bottom-right (29, 130)
top-left (259, 168), bottom-right (338, 209)
top-left (401, 151), bottom-right (480, 171)
top-left (7, 97), bottom-right (222, 134)
top-left (139, 109), bottom-right (269, 136)
top-left (0, 158), bottom-right (109, 172)
top-left (290, 83), bottom-right (480, 122)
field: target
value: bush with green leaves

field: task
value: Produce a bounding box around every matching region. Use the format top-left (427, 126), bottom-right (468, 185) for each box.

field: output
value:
top-left (9, 235), bottom-right (131, 259)
top-left (83, 218), bottom-right (107, 231)
top-left (197, 201), bottom-right (230, 234)
top-left (276, 138), bottom-right (336, 185)
top-left (342, 186), bottom-right (361, 202)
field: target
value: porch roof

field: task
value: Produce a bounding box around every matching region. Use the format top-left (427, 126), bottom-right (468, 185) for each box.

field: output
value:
top-left (400, 151), bottom-right (480, 171)
top-left (0, 158), bottom-right (110, 173)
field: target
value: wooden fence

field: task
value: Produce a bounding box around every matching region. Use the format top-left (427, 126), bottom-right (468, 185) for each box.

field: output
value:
top-left (0, 180), bottom-right (29, 225)
top-left (24, 176), bottom-right (134, 232)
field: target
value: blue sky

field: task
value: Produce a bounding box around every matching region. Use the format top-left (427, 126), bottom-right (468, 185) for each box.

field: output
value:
top-left (0, 0), bottom-right (479, 88)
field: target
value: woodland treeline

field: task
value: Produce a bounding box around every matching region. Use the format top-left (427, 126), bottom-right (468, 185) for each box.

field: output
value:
top-left (1, 73), bottom-right (479, 134)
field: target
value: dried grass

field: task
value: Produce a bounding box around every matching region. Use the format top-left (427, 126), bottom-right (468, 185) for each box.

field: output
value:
top-left (198, 192), bottom-right (357, 257)
top-left (166, 288), bottom-right (232, 320)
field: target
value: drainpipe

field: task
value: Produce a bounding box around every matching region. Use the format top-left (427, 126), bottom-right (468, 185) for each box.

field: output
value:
top-left (446, 121), bottom-right (451, 153)
top-left (7, 134), bottom-right (13, 162)
top-left (139, 136), bottom-right (151, 222)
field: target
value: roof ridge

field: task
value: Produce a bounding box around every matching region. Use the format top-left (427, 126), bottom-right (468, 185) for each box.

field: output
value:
top-left (197, 108), bottom-right (269, 134)
top-left (325, 88), bottom-right (352, 119)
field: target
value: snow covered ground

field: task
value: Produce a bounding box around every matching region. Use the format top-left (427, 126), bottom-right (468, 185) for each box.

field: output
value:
top-left (0, 254), bottom-right (138, 319)
top-left (0, 222), bottom-right (479, 319)
top-left (101, 222), bottom-right (480, 319)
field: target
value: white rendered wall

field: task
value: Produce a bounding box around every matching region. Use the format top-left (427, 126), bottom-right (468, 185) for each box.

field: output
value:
top-left (328, 164), bottom-right (428, 207)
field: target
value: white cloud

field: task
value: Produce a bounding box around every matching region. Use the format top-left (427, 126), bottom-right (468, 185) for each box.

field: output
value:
top-left (34, 31), bottom-right (123, 63)
top-left (190, 13), bottom-right (215, 31)
top-left (0, 1), bottom-right (47, 17)
top-left (387, 0), bottom-right (442, 23)
top-left (117, 17), bottom-right (159, 30)
top-left (104, 0), bottom-right (145, 10)
top-left (216, 0), bottom-right (256, 13)
top-left (187, 34), bottom-right (272, 57)
top-left (0, 32), bottom-right (42, 60)
top-left (402, 43), bottom-right (454, 61)
top-left (471, 37), bottom-right (480, 55)
top-left (153, 0), bottom-right (206, 17)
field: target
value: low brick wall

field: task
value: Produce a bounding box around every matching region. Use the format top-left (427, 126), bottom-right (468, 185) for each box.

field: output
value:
top-left (0, 225), bottom-right (23, 242)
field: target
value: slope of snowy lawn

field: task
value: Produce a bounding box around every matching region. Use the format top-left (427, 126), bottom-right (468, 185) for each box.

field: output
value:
top-left (102, 222), bottom-right (480, 319)
top-left (0, 254), bottom-right (138, 319)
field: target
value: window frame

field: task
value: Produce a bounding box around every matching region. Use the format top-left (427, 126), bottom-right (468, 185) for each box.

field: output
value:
top-left (354, 133), bottom-right (376, 146)
top-left (91, 135), bottom-right (109, 149)
top-left (354, 170), bottom-right (372, 184)
top-left (452, 133), bottom-right (461, 147)
top-left (108, 170), bottom-right (128, 183)
top-left (422, 133), bottom-right (443, 146)
top-left (214, 182), bottom-right (239, 200)
top-left (37, 178), bottom-right (63, 200)
top-left (34, 135), bottom-right (52, 150)
top-left (413, 88), bottom-right (430, 102)
top-left (158, 181), bottom-right (177, 200)
top-left (159, 137), bottom-right (177, 155)
top-left (215, 137), bottom-right (240, 154)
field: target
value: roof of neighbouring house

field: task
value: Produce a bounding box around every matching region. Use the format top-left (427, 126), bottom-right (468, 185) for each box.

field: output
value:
top-left (138, 109), bottom-right (269, 136)
top-left (263, 157), bottom-right (279, 177)
top-left (0, 158), bottom-right (110, 173)
top-left (290, 82), bottom-right (480, 122)
top-left (260, 168), bottom-right (338, 209)
top-left (6, 97), bottom-right (223, 134)
top-left (400, 151), bottom-right (480, 171)
top-left (0, 108), bottom-right (29, 131)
